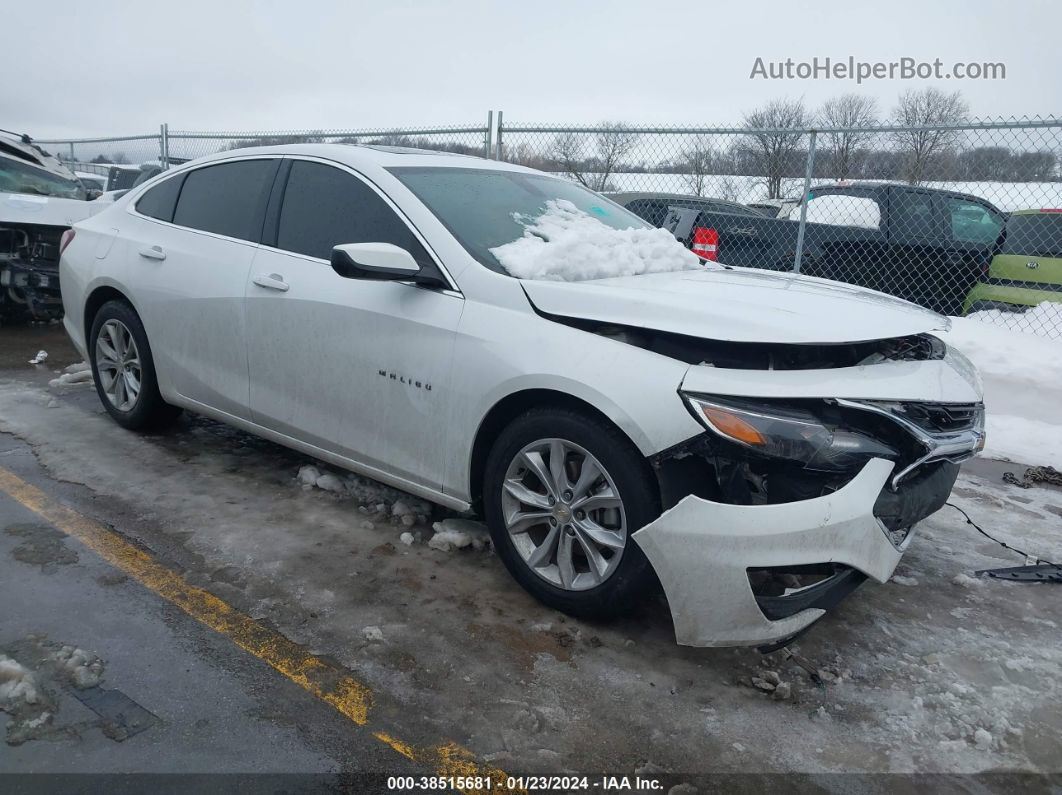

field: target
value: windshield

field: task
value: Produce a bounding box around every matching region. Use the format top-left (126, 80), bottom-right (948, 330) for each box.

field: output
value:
top-left (389, 166), bottom-right (654, 275)
top-left (0, 155), bottom-right (87, 200)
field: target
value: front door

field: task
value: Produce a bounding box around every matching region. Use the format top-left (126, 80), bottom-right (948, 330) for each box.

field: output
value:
top-left (244, 158), bottom-right (462, 489)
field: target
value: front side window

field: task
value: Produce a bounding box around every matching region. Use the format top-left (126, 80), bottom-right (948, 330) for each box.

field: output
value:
top-left (946, 197), bottom-right (1004, 245)
top-left (388, 166), bottom-right (648, 274)
top-left (172, 159), bottom-right (278, 242)
top-left (135, 173), bottom-right (185, 222)
top-left (276, 161), bottom-right (430, 262)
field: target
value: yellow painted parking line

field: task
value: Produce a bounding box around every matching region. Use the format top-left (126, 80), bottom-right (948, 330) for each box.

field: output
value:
top-left (0, 466), bottom-right (515, 794)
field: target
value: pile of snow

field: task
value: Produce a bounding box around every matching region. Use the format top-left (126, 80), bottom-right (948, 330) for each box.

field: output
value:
top-left (49, 645), bottom-right (104, 689)
top-left (940, 308), bottom-right (1062, 467)
top-left (28, 350), bottom-right (48, 365)
top-left (489, 199), bottom-right (701, 282)
top-left (0, 655), bottom-right (39, 707)
top-left (427, 518), bottom-right (491, 552)
top-left (788, 195), bottom-right (881, 230)
top-left (48, 370), bottom-right (93, 388)
top-left (296, 464), bottom-right (432, 524)
top-left (64, 361), bottom-right (90, 375)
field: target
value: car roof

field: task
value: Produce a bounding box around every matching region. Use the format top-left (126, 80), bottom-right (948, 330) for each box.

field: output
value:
top-left (0, 132), bottom-right (79, 181)
top-left (177, 143), bottom-right (542, 177)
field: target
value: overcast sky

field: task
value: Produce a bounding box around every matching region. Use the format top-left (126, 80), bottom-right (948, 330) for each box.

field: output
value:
top-left (7, 0), bottom-right (1060, 139)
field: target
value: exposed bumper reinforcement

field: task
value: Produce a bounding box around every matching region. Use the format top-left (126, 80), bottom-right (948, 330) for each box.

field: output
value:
top-left (633, 458), bottom-right (903, 647)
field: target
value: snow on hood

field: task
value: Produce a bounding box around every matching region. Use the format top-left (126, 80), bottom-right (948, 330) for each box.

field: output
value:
top-left (522, 267), bottom-right (951, 344)
top-left (490, 199), bottom-right (701, 281)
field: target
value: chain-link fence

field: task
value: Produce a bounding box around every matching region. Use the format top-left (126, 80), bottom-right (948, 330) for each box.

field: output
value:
top-left (36, 114), bottom-right (1062, 338)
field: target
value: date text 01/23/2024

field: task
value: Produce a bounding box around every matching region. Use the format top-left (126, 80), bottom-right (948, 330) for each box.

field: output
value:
top-left (386, 775), bottom-right (665, 791)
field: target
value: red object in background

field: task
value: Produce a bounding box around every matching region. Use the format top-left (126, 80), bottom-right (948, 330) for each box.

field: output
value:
top-left (691, 226), bottom-right (718, 261)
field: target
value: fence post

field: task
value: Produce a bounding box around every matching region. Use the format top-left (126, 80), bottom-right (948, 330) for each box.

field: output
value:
top-left (792, 129), bottom-right (817, 274)
top-left (495, 111), bottom-right (504, 161)
top-left (159, 123), bottom-right (170, 168)
top-left (485, 111), bottom-right (493, 159)
top-left (69, 141), bottom-right (75, 165)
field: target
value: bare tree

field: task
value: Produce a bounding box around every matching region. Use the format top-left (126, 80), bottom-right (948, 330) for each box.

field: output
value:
top-left (680, 136), bottom-right (713, 197)
top-left (818, 94), bottom-right (878, 181)
top-left (891, 88), bottom-right (969, 184)
top-left (550, 122), bottom-right (638, 191)
top-left (742, 98), bottom-right (809, 198)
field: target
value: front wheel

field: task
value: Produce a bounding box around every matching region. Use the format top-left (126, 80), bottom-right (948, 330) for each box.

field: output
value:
top-left (483, 407), bottom-right (660, 620)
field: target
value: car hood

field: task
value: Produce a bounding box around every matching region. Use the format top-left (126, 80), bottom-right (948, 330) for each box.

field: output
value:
top-left (521, 266), bottom-right (950, 344)
top-left (1, 191), bottom-right (106, 227)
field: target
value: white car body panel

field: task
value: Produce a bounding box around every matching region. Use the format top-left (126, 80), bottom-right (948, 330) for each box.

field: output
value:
top-left (521, 267), bottom-right (950, 344)
top-left (681, 350), bottom-right (981, 404)
top-left (1, 191), bottom-right (105, 227)
top-left (634, 458), bottom-right (901, 647)
top-left (59, 143), bottom-right (985, 647)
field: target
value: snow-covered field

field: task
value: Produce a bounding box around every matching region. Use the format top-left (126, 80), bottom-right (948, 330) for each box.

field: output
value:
top-left (942, 303), bottom-right (1062, 468)
top-left (588, 172), bottom-right (1062, 212)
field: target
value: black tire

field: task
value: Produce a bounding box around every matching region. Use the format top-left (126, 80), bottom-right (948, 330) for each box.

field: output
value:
top-left (88, 299), bottom-right (181, 430)
top-left (483, 407), bottom-right (660, 620)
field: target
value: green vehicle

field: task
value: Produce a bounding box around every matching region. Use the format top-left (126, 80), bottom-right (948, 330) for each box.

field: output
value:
top-left (963, 209), bottom-right (1062, 314)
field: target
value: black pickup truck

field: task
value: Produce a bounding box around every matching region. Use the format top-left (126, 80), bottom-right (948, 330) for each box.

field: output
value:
top-left (644, 183), bottom-right (1007, 315)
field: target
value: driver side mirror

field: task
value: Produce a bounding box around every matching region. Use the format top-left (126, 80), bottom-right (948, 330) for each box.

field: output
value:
top-left (331, 242), bottom-right (421, 281)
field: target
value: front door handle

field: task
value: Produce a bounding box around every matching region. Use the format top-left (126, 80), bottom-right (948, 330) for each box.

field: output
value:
top-left (252, 273), bottom-right (289, 292)
top-left (138, 245), bottom-right (166, 261)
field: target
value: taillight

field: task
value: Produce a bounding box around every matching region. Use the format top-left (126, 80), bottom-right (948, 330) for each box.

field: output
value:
top-left (59, 228), bottom-right (76, 256)
top-left (691, 226), bottom-right (718, 261)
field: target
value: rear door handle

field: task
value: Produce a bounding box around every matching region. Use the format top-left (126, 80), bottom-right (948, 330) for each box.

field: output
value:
top-left (138, 245), bottom-right (166, 261)
top-left (252, 273), bottom-right (289, 292)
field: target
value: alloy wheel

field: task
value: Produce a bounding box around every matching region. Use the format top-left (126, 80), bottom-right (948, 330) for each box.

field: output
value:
top-left (501, 438), bottom-right (627, 591)
top-left (96, 319), bottom-right (142, 412)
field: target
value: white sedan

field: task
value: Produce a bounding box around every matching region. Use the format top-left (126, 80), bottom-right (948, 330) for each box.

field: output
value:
top-left (59, 144), bottom-right (985, 648)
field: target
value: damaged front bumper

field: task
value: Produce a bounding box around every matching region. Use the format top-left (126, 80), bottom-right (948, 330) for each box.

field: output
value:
top-left (633, 457), bottom-right (954, 648)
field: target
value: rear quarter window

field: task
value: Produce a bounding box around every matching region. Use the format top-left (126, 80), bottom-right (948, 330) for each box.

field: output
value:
top-left (135, 173), bottom-right (185, 222)
top-left (1001, 214), bottom-right (1062, 259)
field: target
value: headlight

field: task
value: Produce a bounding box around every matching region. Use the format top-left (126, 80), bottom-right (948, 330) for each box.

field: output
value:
top-left (683, 394), bottom-right (898, 472)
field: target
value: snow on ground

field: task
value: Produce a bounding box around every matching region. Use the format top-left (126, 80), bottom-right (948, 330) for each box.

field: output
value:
top-left (490, 199), bottom-right (700, 281)
top-left (591, 172), bottom-right (1062, 213)
top-left (428, 518), bottom-right (491, 552)
top-left (940, 305), bottom-right (1062, 468)
top-left (296, 464), bottom-right (492, 551)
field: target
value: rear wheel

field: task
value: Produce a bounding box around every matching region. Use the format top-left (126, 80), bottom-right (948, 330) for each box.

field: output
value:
top-left (89, 300), bottom-right (181, 430)
top-left (483, 407), bottom-right (659, 619)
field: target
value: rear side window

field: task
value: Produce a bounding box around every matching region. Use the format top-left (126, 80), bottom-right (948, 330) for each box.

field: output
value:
top-left (1001, 214), bottom-right (1062, 258)
top-left (275, 161), bottom-right (429, 262)
top-left (135, 173), bottom-right (185, 222)
top-left (172, 160), bottom-right (278, 242)
top-left (890, 190), bottom-right (937, 238)
top-left (946, 197), bottom-right (1004, 245)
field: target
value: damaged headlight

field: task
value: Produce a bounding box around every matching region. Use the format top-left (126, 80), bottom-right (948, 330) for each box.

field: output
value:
top-left (683, 394), bottom-right (898, 472)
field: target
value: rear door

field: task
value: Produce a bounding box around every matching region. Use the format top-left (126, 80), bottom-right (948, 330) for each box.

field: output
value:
top-left (884, 187), bottom-right (943, 308)
top-left (123, 157), bottom-right (279, 417)
top-left (940, 195), bottom-right (1005, 314)
top-left (244, 157), bottom-right (463, 489)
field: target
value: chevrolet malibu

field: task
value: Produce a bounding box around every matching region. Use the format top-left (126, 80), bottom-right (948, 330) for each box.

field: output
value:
top-left (59, 145), bottom-right (986, 648)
